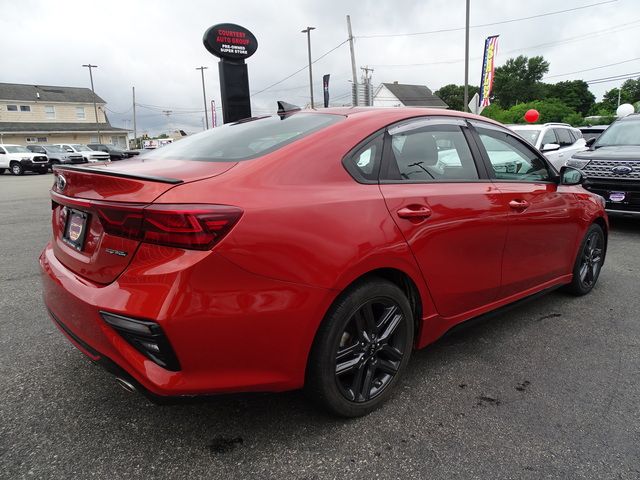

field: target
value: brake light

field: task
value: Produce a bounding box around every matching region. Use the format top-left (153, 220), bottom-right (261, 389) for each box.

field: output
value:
top-left (95, 203), bottom-right (242, 250)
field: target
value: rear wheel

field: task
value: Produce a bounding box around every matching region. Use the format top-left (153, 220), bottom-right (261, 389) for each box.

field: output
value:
top-left (10, 162), bottom-right (23, 175)
top-left (306, 278), bottom-right (414, 417)
top-left (564, 224), bottom-right (604, 295)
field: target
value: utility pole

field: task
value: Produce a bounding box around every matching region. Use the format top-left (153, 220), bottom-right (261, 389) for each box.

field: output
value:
top-left (618, 84), bottom-right (622, 107)
top-left (132, 86), bottom-right (137, 148)
top-left (82, 64), bottom-right (101, 142)
top-left (196, 66), bottom-right (209, 129)
top-left (463, 0), bottom-right (470, 112)
top-left (347, 15), bottom-right (358, 106)
top-left (301, 26), bottom-right (316, 108)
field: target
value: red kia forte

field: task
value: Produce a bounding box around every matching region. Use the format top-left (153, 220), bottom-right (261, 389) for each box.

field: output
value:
top-left (40, 107), bottom-right (607, 416)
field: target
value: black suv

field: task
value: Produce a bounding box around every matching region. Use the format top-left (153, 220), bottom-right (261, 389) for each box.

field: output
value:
top-left (568, 114), bottom-right (640, 217)
top-left (86, 144), bottom-right (129, 161)
top-left (26, 144), bottom-right (86, 170)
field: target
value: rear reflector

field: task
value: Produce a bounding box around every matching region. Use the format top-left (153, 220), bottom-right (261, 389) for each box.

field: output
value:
top-left (94, 203), bottom-right (243, 250)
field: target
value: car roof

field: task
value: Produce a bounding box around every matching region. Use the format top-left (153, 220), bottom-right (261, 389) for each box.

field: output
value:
top-left (508, 124), bottom-right (543, 130)
top-left (618, 113), bottom-right (640, 122)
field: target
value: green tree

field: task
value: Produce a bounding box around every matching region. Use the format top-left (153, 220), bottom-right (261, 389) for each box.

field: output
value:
top-left (483, 98), bottom-right (579, 125)
top-left (434, 84), bottom-right (479, 112)
top-left (600, 78), bottom-right (640, 113)
top-left (492, 55), bottom-right (550, 108)
top-left (542, 80), bottom-right (594, 116)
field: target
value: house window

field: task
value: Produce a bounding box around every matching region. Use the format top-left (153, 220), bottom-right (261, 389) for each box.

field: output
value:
top-left (7, 104), bottom-right (18, 111)
top-left (20, 105), bottom-right (31, 112)
top-left (90, 136), bottom-right (99, 143)
top-left (76, 106), bottom-right (85, 120)
top-left (45, 105), bottom-right (55, 119)
top-left (26, 137), bottom-right (48, 143)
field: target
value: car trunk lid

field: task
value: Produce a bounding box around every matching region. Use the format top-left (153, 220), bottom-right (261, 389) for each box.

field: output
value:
top-left (50, 159), bottom-right (237, 284)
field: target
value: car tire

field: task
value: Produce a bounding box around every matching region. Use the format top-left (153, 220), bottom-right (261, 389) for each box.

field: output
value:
top-left (10, 162), bottom-right (23, 176)
top-left (0, 168), bottom-right (5, 175)
top-left (564, 224), bottom-right (605, 296)
top-left (305, 277), bottom-right (414, 417)
top-left (49, 160), bottom-right (59, 172)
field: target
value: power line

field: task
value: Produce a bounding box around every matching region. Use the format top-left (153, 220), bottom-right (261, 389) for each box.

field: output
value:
top-left (250, 39), bottom-right (348, 97)
top-left (357, 0), bottom-right (617, 38)
top-left (369, 19), bottom-right (640, 68)
top-left (585, 71), bottom-right (640, 84)
top-left (544, 57), bottom-right (640, 79)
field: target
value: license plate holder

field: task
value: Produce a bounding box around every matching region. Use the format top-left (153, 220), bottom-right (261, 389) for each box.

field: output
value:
top-left (63, 208), bottom-right (89, 251)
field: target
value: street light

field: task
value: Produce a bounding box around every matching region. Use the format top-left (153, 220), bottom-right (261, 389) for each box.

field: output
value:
top-left (82, 64), bottom-right (101, 142)
top-left (196, 66), bottom-right (209, 129)
top-left (301, 26), bottom-right (316, 108)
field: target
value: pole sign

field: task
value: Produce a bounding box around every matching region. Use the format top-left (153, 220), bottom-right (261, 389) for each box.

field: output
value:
top-left (203, 23), bottom-right (258, 124)
top-left (478, 35), bottom-right (499, 108)
top-left (203, 23), bottom-right (258, 60)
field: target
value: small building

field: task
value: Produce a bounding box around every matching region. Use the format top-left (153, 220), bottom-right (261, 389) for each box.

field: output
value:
top-left (0, 82), bottom-right (129, 147)
top-left (373, 82), bottom-right (449, 109)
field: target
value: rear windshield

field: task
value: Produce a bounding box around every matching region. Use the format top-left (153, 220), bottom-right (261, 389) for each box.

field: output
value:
top-left (595, 120), bottom-right (640, 147)
top-left (143, 113), bottom-right (343, 162)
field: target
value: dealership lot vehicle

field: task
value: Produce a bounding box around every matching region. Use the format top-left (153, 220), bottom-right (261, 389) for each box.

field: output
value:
top-left (579, 124), bottom-right (609, 143)
top-left (87, 143), bottom-right (130, 161)
top-left (510, 123), bottom-right (587, 170)
top-left (54, 143), bottom-right (110, 163)
top-left (0, 143), bottom-right (49, 175)
top-left (568, 113), bottom-right (640, 218)
top-left (41, 108), bottom-right (607, 417)
top-left (27, 144), bottom-right (86, 170)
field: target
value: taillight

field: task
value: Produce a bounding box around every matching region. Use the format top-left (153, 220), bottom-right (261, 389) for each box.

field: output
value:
top-left (95, 203), bottom-right (242, 250)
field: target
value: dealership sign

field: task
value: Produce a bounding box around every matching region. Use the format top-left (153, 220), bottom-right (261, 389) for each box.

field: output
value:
top-left (203, 23), bottom-right (258, 61)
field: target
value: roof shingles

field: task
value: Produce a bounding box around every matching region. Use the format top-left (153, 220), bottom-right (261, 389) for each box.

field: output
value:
top-left (381, 83), bottom-right (448, 108)
top-left (0, 83), bottom-right (105, 104)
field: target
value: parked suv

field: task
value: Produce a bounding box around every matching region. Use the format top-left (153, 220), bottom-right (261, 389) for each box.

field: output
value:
top-left (0, 144), bottom-right (49, 175)
top-left (568, 113), bottom-right (640, 218)
top-left (87, 143), bottom-right (129, 161)
top-left (54, 144), bottom-right (110, 163)
top-left (509, 123), bottom-right (587, 170)
top-left (26, 145), bottom-right (86, 170)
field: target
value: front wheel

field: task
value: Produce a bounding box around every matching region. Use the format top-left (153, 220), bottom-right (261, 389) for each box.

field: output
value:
top-left (10, 162), bottom-right (23, 175)
top-left (564, 224), bottom-right (605, 295)
top-left (305, 278), bottom-right (414, 417)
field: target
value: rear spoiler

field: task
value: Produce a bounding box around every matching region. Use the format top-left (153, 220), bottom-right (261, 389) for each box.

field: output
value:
top-left (53, 164), bottom-right (183, 185)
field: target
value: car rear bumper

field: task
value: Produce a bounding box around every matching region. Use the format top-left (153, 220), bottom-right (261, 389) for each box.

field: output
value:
top-left (40, 242), bottom-right (334, 398)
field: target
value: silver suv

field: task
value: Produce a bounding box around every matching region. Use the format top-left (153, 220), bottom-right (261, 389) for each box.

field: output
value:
top-left (509, 123), bottom-right (587, 170)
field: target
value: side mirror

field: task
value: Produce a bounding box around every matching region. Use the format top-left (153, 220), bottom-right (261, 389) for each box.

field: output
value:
top-left (585, 137), bottom-right (597, 147)
top-left (560, 166), bottom-right (585, 186)
top-left (541, 143), bottom-right (561, 152)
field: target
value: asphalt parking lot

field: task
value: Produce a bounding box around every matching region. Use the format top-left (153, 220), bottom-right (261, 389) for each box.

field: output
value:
top-left (1, 173), bottom-right (639, 479)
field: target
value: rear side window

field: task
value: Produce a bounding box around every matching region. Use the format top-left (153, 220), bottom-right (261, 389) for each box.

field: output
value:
top-left (144, 113), bottom-right (343, 162)
top-left (383, 124), bottom-right (479, 182)
top-left (343, 134), bottom-right (383, 183)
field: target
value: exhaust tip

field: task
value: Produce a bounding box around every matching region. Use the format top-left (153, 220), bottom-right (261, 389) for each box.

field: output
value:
top-left (115, 377), bottom-right (137, 394)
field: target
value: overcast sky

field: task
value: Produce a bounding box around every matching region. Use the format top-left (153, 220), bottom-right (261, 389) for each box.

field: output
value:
top-left (2, 0), bottom-right (639, 135)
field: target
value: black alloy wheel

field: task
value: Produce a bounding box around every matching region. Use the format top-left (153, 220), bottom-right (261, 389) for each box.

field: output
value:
top-left (306, 278), bottom-right (414, 417)
top-left (565, 224), bottom-right (605, 295)
top-left (335, 299), bottom-right (407, 403)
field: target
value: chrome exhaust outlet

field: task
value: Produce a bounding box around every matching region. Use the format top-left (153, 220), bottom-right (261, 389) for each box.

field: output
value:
top-left (115, 377), bottom-right (136, 394)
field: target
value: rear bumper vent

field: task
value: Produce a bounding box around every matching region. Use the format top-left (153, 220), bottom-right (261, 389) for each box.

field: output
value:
top-left (100, 311), bottom-right (181, 371)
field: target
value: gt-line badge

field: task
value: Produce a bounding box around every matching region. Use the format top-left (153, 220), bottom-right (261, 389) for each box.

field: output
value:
top-left (105, 248), bottom-right (128, 257)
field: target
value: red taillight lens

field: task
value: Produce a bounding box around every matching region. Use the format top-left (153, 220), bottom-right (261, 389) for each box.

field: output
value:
top-left (95, 203), bottom-right (242, 250)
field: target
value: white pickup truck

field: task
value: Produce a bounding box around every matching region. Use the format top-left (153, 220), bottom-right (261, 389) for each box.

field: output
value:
top-left (54, 143), bottom-right (110, 163)
top-left (0, 144), bottom-right (49, 175)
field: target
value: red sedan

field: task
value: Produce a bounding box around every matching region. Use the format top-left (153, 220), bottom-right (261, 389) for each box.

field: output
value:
top-left (40, 107), bottom-right (607, 417)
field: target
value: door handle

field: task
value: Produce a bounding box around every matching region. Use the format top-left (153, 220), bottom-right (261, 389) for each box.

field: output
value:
top-left (397, 206), bottom-right (432, 220)
top-left (508, 199), bottom-right (530, 211)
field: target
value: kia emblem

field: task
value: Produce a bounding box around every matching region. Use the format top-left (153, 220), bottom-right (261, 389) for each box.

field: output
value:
top-left (56, 174), bottom-right (67, 191)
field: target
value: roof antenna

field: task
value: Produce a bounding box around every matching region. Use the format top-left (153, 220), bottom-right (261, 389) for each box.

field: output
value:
top-left (277, 101), bottom-right (301, 118)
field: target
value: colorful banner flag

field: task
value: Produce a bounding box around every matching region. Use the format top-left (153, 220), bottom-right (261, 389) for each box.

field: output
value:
top-left (479, 35), bottom-right (499, 108)
top-left (323, 74), bottom-right (330, 108)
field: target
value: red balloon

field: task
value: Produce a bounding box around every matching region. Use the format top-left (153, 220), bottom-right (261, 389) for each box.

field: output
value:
top-left (524, 109), bottom-right (540, 123)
